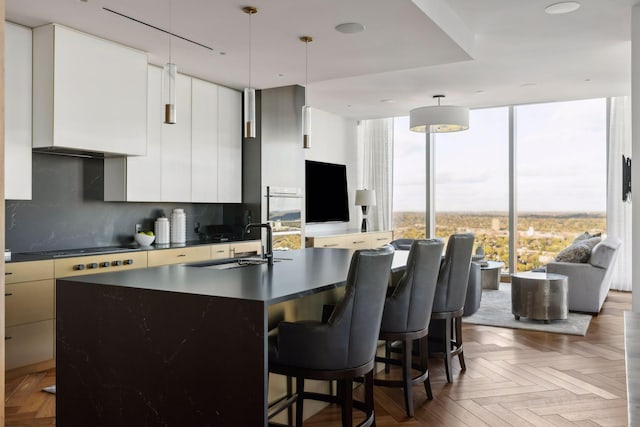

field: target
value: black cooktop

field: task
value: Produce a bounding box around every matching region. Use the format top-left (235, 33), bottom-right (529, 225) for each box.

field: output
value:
top-left (28, 246), bottom-right (141, 258)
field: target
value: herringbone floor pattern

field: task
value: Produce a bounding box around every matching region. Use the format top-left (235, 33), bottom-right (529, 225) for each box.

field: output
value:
top-left (5, 290), bottom-right (631, 426)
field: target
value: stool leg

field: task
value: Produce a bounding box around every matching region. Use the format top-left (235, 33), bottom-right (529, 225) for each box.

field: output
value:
top-left (364, 369), bottom-right (375, 426)
top-left (385, 341), bottom-right (391, 373)
top-left (286, 376), bottom-right (293, 426)
top-left (340, 379), bottom-right (353, 427)
top-left (444, 317), bottom-right (453, 383)
top-left (295, 377), bottom-right (304, 427)
top-left (402, 339), bottom-right (414, 417)
top-left (419, 336), bottom-right (433, 400)
top-left (455, 316), bottom-right (466, 372)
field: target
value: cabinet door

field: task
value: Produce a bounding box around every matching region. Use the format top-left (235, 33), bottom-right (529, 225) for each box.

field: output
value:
top-left (5, 22), bottom-right (32, 200)
top-left (147, 246), bottom-right (211, 267)
top-left (127, 66), bottom-right (163, 201)
top-left (191, 78), bottom-right (219, 202)
top-left (33, 24), bottom-right (147, 155)
top-left (217, 86), bottom-right (242, 203)
top-left (161, 74), bottom-right (192, 202)
top-left (6, 320), bottom-right (55, 370)
top-left (6, 280), bottom-right (55, 327)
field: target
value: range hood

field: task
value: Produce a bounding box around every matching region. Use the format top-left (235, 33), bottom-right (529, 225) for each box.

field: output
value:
top-left (32, 24), bottom-right (148, 159)
top-left (32, 146), bottom-right (121, 159)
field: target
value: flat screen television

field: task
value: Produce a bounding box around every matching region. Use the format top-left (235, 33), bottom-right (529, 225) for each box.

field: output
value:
top-left (305, 160), bottom-right (350, 223)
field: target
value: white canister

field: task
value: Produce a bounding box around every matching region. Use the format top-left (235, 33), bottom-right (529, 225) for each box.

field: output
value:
top-left (170, 208), bottom-right (186, 244)
top-left (155, 217), bottom-right (170, 245)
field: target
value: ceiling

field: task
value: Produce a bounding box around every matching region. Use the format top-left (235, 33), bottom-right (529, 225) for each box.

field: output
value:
top-left (6, 0), bottom-right (637, 120)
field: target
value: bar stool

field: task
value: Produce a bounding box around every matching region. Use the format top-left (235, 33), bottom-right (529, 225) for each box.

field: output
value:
top-left (268, 245), bottom-right (395, 427)
top-left (374, 239), bottom-right (443, 417)
top-left (429, 233), bottom-right (474, 383)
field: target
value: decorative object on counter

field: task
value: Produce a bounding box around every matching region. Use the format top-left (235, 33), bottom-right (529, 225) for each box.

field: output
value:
top-left (355, 189), bottom-right (376, 232)
top-left (155, 216), bottom-right (170, 245)
top-left (410, 94), bottom-right (469, 133)
top-left (300, 35), bottom-right (313, 149)
top-left (170, 208), bottom-right (186, 244)
top-left (163, 0), bottom-right (177, 124)
top-left (134, 232), bottom-right (155, 247)
top-left (243, 6), bottom-right (258, 139)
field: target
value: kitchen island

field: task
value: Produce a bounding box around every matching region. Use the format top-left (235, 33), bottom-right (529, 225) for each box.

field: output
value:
top-left (56, 247), bottom-right (407, 426)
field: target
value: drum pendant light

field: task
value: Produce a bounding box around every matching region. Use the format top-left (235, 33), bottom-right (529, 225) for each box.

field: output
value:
top-left (409, 95), bottom-right (469, 133)
top-left (300, 36), bottom-right (313, 149)
top-left (243, 6), bottom-right (258, 139)
top-left (163, 0), bottom-right (177, 124)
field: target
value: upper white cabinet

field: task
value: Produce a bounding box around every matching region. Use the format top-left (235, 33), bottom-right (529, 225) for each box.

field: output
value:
top-left (217, 87), bottom-right (242, 203)
top-left (105, 67), bottom-right (242, 203)
top-left (191, 78), bottom-right (219, 202)
top-left (5, 22), bottom-right (32, 200)
top-left (32, 24), bottom-right (147, 156)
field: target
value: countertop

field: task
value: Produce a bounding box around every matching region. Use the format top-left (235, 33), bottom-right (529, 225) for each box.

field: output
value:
top-left (57, 248), bottom-right (409, 305)
top-left (6, 237), bottom-right (255, 263)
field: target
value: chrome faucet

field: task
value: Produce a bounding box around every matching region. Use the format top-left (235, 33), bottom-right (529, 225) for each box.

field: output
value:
top-left (244, 223), bottom-right (274, 266)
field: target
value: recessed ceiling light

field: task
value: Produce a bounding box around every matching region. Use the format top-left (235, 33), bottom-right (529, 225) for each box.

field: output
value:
top-left (219, 51), bottom-right (226, 56)
top-left (475, 90), bottom-right (485, 94)
top-left (545, 2), bottom-right (580, 15)
top-left (380, 99), bottom-right (395, 104)
top-left (335, 22), bottom-right (365, 34)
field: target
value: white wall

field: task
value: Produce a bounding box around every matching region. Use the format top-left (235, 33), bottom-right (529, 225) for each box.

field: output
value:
top-left (304, 108), bottom-right (359, 234)
top-left (632, 4), bottom-right (640, 312)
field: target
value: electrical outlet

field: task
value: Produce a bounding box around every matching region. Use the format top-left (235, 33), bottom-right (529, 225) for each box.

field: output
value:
top-left (135, 224), bottom-right (142, 234)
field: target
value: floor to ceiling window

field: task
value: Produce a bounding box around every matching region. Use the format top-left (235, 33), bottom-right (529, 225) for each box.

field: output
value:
top-left (390, 98), bottom-right (607, 272)
top-left (515, 99), bottom-right (606, 271)
top-left (392, 116), bottom-right (427, 239)
top-left (433, 107), bottom-right (509, 265)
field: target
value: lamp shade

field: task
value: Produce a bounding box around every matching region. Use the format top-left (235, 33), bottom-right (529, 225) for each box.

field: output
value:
top-left (355, 189), bottom-right (376, 206)
top-left (409, 105), bottom-right (469, 133)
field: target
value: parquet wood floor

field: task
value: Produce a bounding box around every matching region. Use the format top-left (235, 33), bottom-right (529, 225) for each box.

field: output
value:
top-left (5, 290), bottom-right (631, 427)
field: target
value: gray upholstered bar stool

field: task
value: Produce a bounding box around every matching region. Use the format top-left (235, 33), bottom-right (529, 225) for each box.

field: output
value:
top-left (268, 245), bottom-right (395, 427)
top-left (429, 233), bottom-right (474, 384)
top-left (375, 239), bottom-right (444, 417)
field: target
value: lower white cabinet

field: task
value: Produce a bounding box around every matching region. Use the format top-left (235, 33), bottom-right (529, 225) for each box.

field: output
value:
top-left (105, 67), bottom-right (242, 203)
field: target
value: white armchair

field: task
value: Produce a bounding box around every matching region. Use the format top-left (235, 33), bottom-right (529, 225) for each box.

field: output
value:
top-left (546, 236), bottom-right (621, 313)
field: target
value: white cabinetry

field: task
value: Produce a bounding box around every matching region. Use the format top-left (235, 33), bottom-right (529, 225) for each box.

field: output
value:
top-left (191, 78), bottom-right (219, 202)
top-left (217, 86), bottom-right (242, 203)
top-left (33, 24), bottom-right (147, 156)
top-left (105, 67), bottom-right (242, 203)
top-left (161, 74), bottom-right (192, 202)
top-left (4, 22), bottom-right (32, 200)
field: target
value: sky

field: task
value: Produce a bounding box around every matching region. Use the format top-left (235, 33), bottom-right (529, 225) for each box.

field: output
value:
top-left (392, 98), bottom-right (607, 213)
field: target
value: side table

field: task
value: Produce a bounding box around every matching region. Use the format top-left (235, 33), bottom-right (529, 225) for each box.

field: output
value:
top-left (479, 261), bottom-right (505, 290)
top-left (510, 271), bottom-right (568, 323)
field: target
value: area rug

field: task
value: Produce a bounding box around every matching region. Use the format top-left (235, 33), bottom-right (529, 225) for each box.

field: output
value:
top-left (463, 284), bottom-right (592, 336)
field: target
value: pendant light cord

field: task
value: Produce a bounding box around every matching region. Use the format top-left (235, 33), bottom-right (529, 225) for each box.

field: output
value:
top-left (305, 39), bottom-right (309, 105)
top-left (249, 11), bottom-right (252, 88)
top-left (168, 0), bottom-right (172, 63)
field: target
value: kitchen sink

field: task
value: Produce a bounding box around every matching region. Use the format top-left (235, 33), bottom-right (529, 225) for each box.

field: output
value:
top-left (188, 257), bottom-right (291, 270)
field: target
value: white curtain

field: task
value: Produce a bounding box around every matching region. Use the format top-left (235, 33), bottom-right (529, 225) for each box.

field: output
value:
top-left (607, 96), bottom-right (632, 291)
top-left (359, 118), bottom-right (393, 231)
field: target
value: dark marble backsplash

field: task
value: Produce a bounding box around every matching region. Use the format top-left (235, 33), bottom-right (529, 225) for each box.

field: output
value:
top-left (5, 153), bottom-right (248, 253)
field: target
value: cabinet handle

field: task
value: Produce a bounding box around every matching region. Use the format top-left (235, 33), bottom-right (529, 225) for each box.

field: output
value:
top-left (215, 250), bottom-right (225, 253)
top-left (353, 240), bottom-right (365, 244)
top-left (324, 244), bottom-right (339, 247)
top-left (177, 254), bottom-right (187, 257)
top-left (5, 336), bottom-right (12, 340)
top-left (5, 272), bottom-right (12, 276)
top-left (5, 293), bottom-right (12, 296)
top-left (376, 238), bottom-right (387, 241)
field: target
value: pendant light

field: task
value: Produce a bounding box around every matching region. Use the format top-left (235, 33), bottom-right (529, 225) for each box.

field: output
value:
top-left (243, 6), bottom-right (258, 139)
top-left (409, 95), bottom-right (469, 133)
top-left (163, 0), bottom-right (176, 124)
top-left (300, 36), bottom-right (313, 149)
